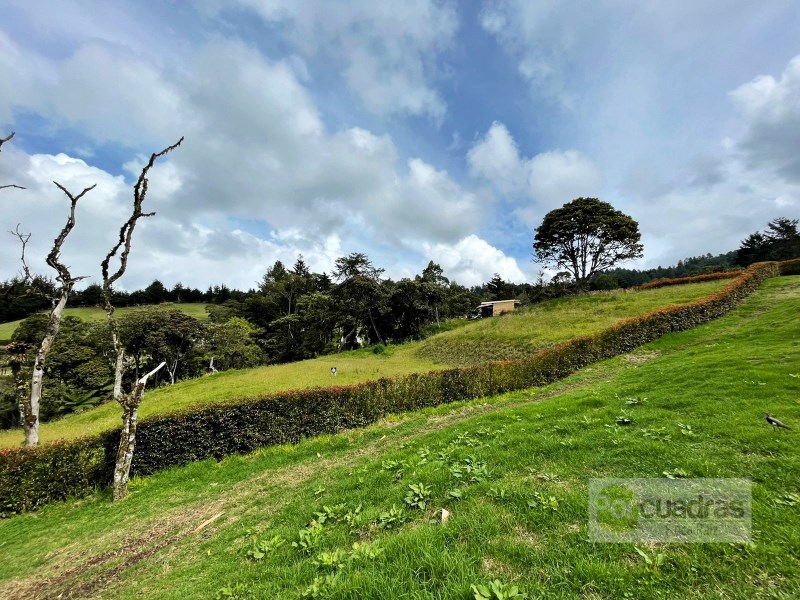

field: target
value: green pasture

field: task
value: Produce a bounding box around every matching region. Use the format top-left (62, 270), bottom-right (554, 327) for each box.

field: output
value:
top-left (0, 303), bottom-right (210, 343)
top-left (0, 277), bottom-right (796, 599)
top-left (0, 281), bottom-right (728, 448)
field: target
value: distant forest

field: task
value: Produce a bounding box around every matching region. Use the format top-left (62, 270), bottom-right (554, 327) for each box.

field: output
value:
top-left (3, 216), bottom-right (799, 326)
top-left (2, 217), bottom-right (797, 427)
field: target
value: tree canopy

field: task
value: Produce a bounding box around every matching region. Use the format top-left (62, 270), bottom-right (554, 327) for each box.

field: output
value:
top-left (736, 217), bottom-right (800, 266)
top-left (533, 197), bottom-right (643, 286)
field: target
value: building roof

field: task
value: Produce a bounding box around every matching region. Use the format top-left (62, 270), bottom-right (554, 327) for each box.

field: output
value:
top-left (477, 299), bottom-right (521, 307)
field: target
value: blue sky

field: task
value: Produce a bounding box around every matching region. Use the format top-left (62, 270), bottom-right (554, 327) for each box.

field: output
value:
top-left (1, 1), bottom-right (799, 290)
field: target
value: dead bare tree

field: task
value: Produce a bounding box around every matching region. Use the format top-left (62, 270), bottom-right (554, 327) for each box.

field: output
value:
top-left (101, 137), bottom-right (183, 501)
top-left (10, 183), bottom-right (94, 446)
top-left (9, 224), bottom-right (33, 283)
top-left (0, 132), bottom-right (26, 191)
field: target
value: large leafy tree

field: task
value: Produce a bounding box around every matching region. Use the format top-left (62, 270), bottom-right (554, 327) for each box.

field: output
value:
top-left (119, 308), bottom-right (204, 386)
top-left (533, 197), bottom-right (643, 286)
top-left (736, 217), bottom-right (800, 266)
top-left (333, 252), bottom-right (387, 347)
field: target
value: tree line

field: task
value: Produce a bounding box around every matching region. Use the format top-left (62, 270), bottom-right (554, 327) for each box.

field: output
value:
top-left (587, 218), bottom-right (799, 289)
top-left (0, 253), bottom-right (480, 428)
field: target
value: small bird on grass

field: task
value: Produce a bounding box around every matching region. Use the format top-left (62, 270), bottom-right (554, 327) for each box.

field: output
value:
top-left (765, 413), bottom-right (792, 430)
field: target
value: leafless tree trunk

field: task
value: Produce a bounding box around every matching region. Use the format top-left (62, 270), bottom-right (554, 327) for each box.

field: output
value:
top-left (100, 137), bottom-right (183, 501)
top-left (17, 185), bottom-right (93, 446)
top-left (167, 358), bottom-right (178, 385)
top-left (9, 182), bottom-right (93, 446)
top-left (113, 360), bottom-right (165, 500)
top-left (368, 309), bottom-right (384, 345)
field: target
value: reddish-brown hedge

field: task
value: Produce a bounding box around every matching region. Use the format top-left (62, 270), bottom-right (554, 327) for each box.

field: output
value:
top-left (637, 270), bottom-right (742, 290)
top-left (0, 261), bottom-right (785, 517)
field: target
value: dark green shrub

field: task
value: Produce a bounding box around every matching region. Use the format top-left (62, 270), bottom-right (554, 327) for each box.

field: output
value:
top-left (779, 258), bottom-right (800, 276)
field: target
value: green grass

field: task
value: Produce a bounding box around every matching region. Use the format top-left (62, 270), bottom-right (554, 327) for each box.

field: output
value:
top-left (0, 303), bottom-right (210, 343)
top-left (0, 281), bottom-right (728, 448)
top-left (417, 280), bottom-right (730, 364)
top-left (0, 277), bottom-right (797, 599)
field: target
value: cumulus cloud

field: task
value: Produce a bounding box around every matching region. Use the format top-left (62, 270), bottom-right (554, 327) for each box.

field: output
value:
top-left (0, 151), bottom-right (134, 285)
top-left (730, 55), bottom-right (800, 183)
top-left (213, 0), bottom-right (458, 120)
top-left (423, 235), bottom-right (526, 287)
top-left (0, 33), bottom-right (182, 147)
top-left (160, 39), bottom-right (480, 247)
top-left (0, 33), bottom-right (483, 288)
top-left (466, 122), bottom-right (527, 194)
top-left (468, 121), bottom-right (602, 217)
top-left (526, 150), bottom-right (603, 209)
top-left (0, 146), bottom-right (351, 290)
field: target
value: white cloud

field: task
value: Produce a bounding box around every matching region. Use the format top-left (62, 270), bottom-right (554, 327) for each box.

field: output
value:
top-left (218, 0), bottom-right (458, 120)
top-left (0, 150), bottom-right (134, 286)
top-left (468, 121), bottom-right (602, 218)
top-left (467, 121), bottom-right (527, 194)
top-left (0, 34), bottom-right (484, 288)
top-left (0, 33), bottom-right (183, 148)
top-left (0, 31), bottom-right (52, 124)
top-left (423, 235), bottom-right (526, 287)
top-left (730, 55), bottom-right (800, 182)
top-left (526, 150), bottom-right (602, 210)
top-left (478, 0), bottom-right (577, 106)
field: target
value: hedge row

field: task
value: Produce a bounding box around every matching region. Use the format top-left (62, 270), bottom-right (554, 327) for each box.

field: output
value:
top-left (778, 258), bottom-right (800, 276)
top-left (0, 261), bottom-right (786, 517)
top-left (637, 270), bottom-right (742, 290)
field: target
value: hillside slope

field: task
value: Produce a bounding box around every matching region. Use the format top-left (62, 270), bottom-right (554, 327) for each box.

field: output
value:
top-left (0, 303), bottom-right (210, 343)
top-left (0, 276), bottom-right (797, 599)
top-left (0, 280), bottom-right (729, 447)
top-left (415, 280), bottom-right (730, 365)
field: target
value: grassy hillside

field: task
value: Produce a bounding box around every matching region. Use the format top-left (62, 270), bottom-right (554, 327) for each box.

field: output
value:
top-left (0, 280), bottom-right (728, 448)
top-left (0, 303), bottom-right (210, 343)
top-left (0, 277), bottom-right (797, 599)
top-left (416, 280), bottom-right (730, 364)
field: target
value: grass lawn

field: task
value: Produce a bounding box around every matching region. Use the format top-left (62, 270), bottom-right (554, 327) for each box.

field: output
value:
top-left (0, 280), bottom-right (729, 448)
top-left (0, 303), bottom-right (210, 343)
top-left (0, 276), bottom-right (797, 599)
top-left (416, 280), bottom-right (732, 364)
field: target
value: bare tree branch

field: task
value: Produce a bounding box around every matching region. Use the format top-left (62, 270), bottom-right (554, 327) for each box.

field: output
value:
top-left (1, 131), bottom-right (25, 190)
top-left (0, 131), bottom-right (15, 151)
top-left (100, 136), bottom-right (184, 500)
top-left (9, 223), bottom-right (33, 283)
top-left (50, 182), bottom-right (95, 286)
top-left (101, 137), bottom-right (184, 293)
top-left (139, 361), bottom-right (167, 385)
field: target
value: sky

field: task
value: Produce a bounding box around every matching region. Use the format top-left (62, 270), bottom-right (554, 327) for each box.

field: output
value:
top-left (1, 1), bottom-right (799, 291)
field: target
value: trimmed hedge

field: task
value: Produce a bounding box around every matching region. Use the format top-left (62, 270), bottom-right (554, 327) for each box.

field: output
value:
top-left (637, 270), bottom-right (741, 290)
top-left (0, 261), bottom-right (786, 516)
top-left (778, 258), bottom-right (800, 276)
